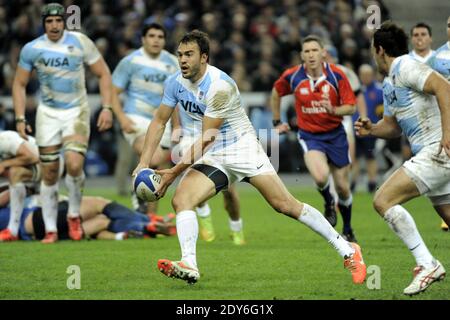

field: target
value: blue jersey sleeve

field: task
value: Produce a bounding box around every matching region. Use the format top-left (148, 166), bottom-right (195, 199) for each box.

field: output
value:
top-left (112, 57), bottom-right (131, 89)
top-left (161, 75), bottom-right (179, 108)
top-left (18, 44), bottom-right (35, 71)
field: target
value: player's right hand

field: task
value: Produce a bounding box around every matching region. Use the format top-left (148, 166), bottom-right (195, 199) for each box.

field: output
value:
top-left (274, 122), bottom-right (290, 134)
top-left (132, 162), bottom-right (147, 178)
top-left (120, 116), bottom-right (137, 134)
top-left (16, 122), bottom-right (32, 140)
top-left (354, 117), bottom-right (372, 137)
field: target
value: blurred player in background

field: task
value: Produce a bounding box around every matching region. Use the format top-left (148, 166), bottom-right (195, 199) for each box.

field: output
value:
top-left (350, 64), bottom-right (383, 193)
top-left (271, 36), bottom-right (358, 242)
top-left (12, 3), bottom-right (113, 243)
top-left (410, 22), bottom-right (435, 63)
top-left (355, 22), bottom-right (450, 295)
top-left (0, 130), bottom-right (39, 241)
top-left (428, 15), bottom-right (450, 231)
top-left (324, 45), bottom-right (366, 175)
top-left (111, 23), bottom-right (178, 216)
top-left (134, 30), bottom-right (366, 285)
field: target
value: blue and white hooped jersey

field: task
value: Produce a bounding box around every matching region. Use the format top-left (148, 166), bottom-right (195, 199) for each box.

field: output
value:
top-left (429, 42), bottom-right (450, 81)
top-left (112, 48), bottom-right (178, 119)
top-left (18, 31), bottom-right (101, 109)
top-left (382, 55), bottom-right (441, 155)
top-left (162, 65), bottom-right (255, 151)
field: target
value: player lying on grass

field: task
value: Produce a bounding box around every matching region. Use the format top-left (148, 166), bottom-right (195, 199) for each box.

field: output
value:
top-left (355, 22), bottom-right (450, 296)
top-left (134, 30), bottom-right (366, 285)
top-left (0, 130), bottom-right (39, 241)
top-left (0, 192), bottom-right (176, 241)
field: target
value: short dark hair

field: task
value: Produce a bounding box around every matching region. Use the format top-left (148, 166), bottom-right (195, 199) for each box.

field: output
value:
top-left (179, 30), bottom-right (210, 59)
top-left (301, 35), bottom-right (324, 49)
top-left (410, 22), bottom-right (432, 37)
top-left (142, 23), bottom-right (166, 38)
top-left (373, 21), bottom-right (409, 57)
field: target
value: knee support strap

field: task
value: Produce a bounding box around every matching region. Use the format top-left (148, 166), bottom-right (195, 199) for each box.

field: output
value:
top-left (39, 150), bottom-right (60, 163)
top-left (63, 141), bottom-right (88, 156)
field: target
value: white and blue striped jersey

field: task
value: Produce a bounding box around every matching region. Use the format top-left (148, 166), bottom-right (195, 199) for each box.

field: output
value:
top-left (112, 48), bottom-right (178, 119)
top-left (409, 50), bottom-right (435, 63)
top-left (429, 42), bottom-right (450, 81)
top-left (0, 131), bottom-right (38, 161)
top-left (162, 65), bottom-right (255, 151)
top-left (18, 31), bottom-right (101, 109)
top-left (382, 55), bottom-right (441, 155)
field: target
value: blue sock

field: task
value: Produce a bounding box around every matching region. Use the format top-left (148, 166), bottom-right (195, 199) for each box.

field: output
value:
top-left (108, 218), bottom-right (148, 234)
top-left (102, 202), bottom-right (149, 233)
top-left (338, 196), bottom-right (353, 234)
top-left (102, 202), bottom-right (149, 221)
top-left (318, 182), bottom-right (334, 207)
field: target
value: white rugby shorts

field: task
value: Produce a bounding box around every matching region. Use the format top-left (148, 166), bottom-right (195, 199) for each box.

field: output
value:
top-left (36, 103), bottom-right (90, 147)
top-left (123, 114), bottom-right (171, 149)
top-left (403, 143), bottom-right (450, 202)
top-left (192, 132), bottom-right (276, 186)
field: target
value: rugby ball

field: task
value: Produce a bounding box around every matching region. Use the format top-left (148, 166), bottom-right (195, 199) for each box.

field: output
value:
top-left (133, 168), bottom-right (161, 202)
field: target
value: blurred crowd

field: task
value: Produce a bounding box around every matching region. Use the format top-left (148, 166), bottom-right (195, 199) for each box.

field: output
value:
top-left (0, 0), bottom-right (395, 190)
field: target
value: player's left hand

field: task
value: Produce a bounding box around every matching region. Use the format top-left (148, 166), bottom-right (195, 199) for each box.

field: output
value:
top-left (154, 168), bottom-right (178, 199)
top-left (320, 100), bottom-right (335, 114)
top-left (438, 134), bottom-right (450, 158)
top-left (97, 108), bottom-right (113, 132)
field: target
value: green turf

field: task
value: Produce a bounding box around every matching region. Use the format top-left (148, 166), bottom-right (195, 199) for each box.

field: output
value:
top-left (0, 187), bottom-right (448, 300)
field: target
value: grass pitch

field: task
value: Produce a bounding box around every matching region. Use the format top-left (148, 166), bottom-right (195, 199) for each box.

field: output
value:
top-left (0, 186), bottom-right (448, 300)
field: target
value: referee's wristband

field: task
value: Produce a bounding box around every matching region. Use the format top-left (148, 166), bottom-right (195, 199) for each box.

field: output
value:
top-left (272, 120), bottom-right (282, 127)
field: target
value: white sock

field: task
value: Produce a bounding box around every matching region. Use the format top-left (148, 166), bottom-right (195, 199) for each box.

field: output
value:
top-left (176, 210), bottom-right (199, 269)
top-left (65, 172), bottom-right (85, 218)
top-left (40, 182), bottom-right (59, 233)
top-left (338, 194), bottom-right (353, 207)
top-left (115, 232), bottom-right (126, 240)
top-left (384, 205), bottom-right (434, 268)
top-left (229, 218), bottom-right (243, 232)
top-left (196, 203), bottom-right (211, 218)
top-left (299, 203), bottom-right (354, 258)
top-left (7, 183), bottom-right (26, 236)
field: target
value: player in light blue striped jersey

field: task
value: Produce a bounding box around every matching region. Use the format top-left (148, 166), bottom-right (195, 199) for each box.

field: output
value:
top-left (428, 16), bottom-right (450, 231)
top-left (12, 3), bottom-right (113, 243)
top-left (111, 23), bottom-right (178, 216)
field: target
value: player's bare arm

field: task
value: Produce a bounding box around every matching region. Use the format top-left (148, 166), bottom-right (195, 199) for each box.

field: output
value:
top-left (89, 57), bottom-right (113, 132)
top-left (0, 144), bottom-right (39, 175)
top-left (356, 92), bottom-right (368, 119)
top-left (155, 116), bottom-right (224, 198)
top-left (321, 100), bottom-right (356, 116)
top-left (170, 106), bottom-right (183, 144)
top-left (270, 88), bottom-right (290, 133)
top-left (12, 66), bottom-right (33, 139)
top-left (133, 104), bottom-right (174, 175)
top-left (355, 115), bottom-right (402, 139)
top-left (422, 71), bottom-right (450, 156)
top-left (111, 85), bottom-right (136, 134)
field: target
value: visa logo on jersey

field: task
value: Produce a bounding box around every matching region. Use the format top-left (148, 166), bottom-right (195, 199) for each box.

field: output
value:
top-left (143, 73), bottom-right (167, 83)
top-left (180, 99), bottom-right (204, 115)
top-left (40, 57), bottom-right (70, 67)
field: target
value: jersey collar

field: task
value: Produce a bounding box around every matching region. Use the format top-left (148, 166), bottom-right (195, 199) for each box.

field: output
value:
top-left (44, 30), bottom-right (67, 45)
